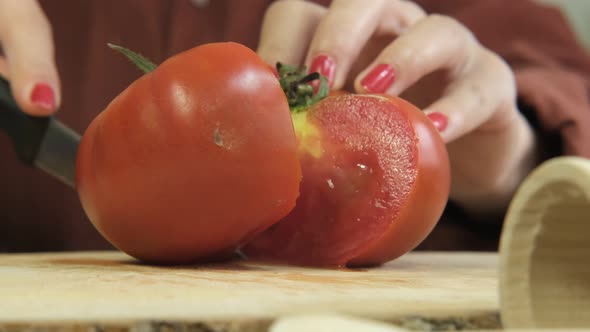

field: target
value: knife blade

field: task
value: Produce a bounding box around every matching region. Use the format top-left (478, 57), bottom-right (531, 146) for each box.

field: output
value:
top-left (0, 76), bottom-right (80, 188)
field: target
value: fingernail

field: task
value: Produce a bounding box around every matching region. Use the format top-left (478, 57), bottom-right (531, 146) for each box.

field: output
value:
top-left (309, 55), bottom-right (336, 86)
top-left (360, 64), bottom-right (396, 93)
top-left (30, 83), bottom-right (56, 111)
top-left (427, 112), bottom-right (448, 132)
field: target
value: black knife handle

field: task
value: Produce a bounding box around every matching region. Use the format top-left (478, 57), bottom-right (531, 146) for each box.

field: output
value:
top-left (0, 75), bottom-right (50, 165)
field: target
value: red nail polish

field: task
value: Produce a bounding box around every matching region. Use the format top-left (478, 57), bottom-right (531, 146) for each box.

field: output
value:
top-left (309, 55), bottom-right (336, 85)
top-left (427, 112), bottom-right (448, 132)
top-left (31, 83), bottom-right (55, 111)
top-left (360, 64), bottom-right (396, 93)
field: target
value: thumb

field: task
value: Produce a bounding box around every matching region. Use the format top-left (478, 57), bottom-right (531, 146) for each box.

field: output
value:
top-left (0, 0), bottom-right (60, 116)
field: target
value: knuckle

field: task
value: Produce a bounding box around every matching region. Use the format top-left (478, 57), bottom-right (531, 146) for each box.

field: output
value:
top-left (386, 37), bottom-right (425, 72)
top-left (427, 14), bottom-right (475, 43)
top-left (481, 50), bottom-right (516, 99)
top-left (426, 14), bottom-right (458, 28)
top-left (395, 46), bottom-right (421, 69)
top-left (402, 1), bottom-right (427, 17)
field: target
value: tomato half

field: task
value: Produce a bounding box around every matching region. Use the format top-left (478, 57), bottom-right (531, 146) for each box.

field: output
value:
top-left (76, 42), bottom-right (301, 264)
top-left (242, 93), bottom-right (450, 267)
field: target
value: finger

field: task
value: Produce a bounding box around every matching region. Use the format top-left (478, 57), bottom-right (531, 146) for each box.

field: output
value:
top-left (423, 50), bottom-right (516, 143)
top-left (0, 0), bottom-right (60, 116)
top-left (354, 14), bottom-right (479, 96)
top-left (256, 0), bottom-right (326, 69)
top-left (303, 0), bottom-right (385, 89)
top-left (305, 0), bottom-right (426, 89)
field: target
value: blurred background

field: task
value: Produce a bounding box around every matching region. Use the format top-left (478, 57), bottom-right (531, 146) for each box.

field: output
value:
top-left (540, 0), bottom-right (590, 49)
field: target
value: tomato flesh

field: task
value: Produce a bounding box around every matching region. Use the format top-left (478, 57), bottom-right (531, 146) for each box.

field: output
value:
top-left (243, 94), bottom-right (448, 267)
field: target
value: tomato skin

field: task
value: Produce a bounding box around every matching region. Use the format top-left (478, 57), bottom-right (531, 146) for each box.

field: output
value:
top-left (242, 94), bottom-right (450, 267)
top-left (75, 42), bottom-right (301, 264)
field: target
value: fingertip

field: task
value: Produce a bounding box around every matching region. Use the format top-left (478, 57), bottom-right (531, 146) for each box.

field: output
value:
top-left (13, 79), bottom-right (60, 116)
top-left (425, 111), bottom-right (448, 132)
top-left (307, 53), bottom-right (336, 88)
top-left (423, 108), bottom-right (460, 143)
top-left (354, 63), bottom-right (397, 94)
top-left (29, 82), bottom-right (57, 113)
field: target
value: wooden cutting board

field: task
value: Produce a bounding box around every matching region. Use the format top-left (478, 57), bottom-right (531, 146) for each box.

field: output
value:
top-left (0, 250), bottom-right (499, 329)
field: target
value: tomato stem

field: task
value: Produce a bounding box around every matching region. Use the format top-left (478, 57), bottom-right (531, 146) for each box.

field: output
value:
top-left (276, 62), bottom-right (329, 113)
top-left (107, 43), bottom-right (158, 74)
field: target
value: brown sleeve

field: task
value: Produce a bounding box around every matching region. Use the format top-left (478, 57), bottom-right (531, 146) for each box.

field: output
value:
top-left (514, 57), bottom-right (590, 158)
top-left (417, 0), bottom-right (590, 158)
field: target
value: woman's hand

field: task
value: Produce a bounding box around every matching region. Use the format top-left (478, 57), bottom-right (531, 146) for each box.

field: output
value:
top-left (0, 0), bottom-right (59, 115)
top-left (257, 0), bottom-right (541, 218)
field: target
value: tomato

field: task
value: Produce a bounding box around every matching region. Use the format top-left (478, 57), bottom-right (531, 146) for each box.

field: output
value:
top-left (242, 67), bottom-right (450, 267)
top-left (75, 42), bottom-right (301, 264)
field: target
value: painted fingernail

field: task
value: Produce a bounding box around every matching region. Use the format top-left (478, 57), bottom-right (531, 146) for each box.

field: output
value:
top-left (427, 112), bottom-right (448, 132)
top-left (360, 64), bottom-right (396, 93)
top-left (30, 83), bottom-right (56, 111)
top-left (309, 55), bottom-right (336, 86)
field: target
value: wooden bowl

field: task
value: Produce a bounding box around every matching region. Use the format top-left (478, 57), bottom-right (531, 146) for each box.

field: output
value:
top-left (499, 156), bottom-right (590, 328)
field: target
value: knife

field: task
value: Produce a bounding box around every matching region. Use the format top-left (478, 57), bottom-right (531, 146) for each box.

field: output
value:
top-left (0, 76), bottom-right (80, 189)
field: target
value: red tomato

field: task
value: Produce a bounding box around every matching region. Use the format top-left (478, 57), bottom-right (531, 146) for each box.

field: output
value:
top-left (75, 42), bottom-right (301, 264)
top-left (242, 93), bottom-right (450, 267)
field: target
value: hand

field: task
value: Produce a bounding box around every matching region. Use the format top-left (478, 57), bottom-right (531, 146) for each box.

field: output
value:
top-left (257, 0), bottom-right (541, 217)
top-left (0, 0), bottom-right (59, 115)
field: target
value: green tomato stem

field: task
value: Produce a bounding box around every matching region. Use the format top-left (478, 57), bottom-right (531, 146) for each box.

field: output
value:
top-left (276, 62), bottom-right (329, 113)
top-left (107, 43), bottom-right (158, 74)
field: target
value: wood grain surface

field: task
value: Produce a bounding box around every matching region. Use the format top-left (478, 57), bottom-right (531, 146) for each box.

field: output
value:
top-left (0, 250), bottom-right (499, 329)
